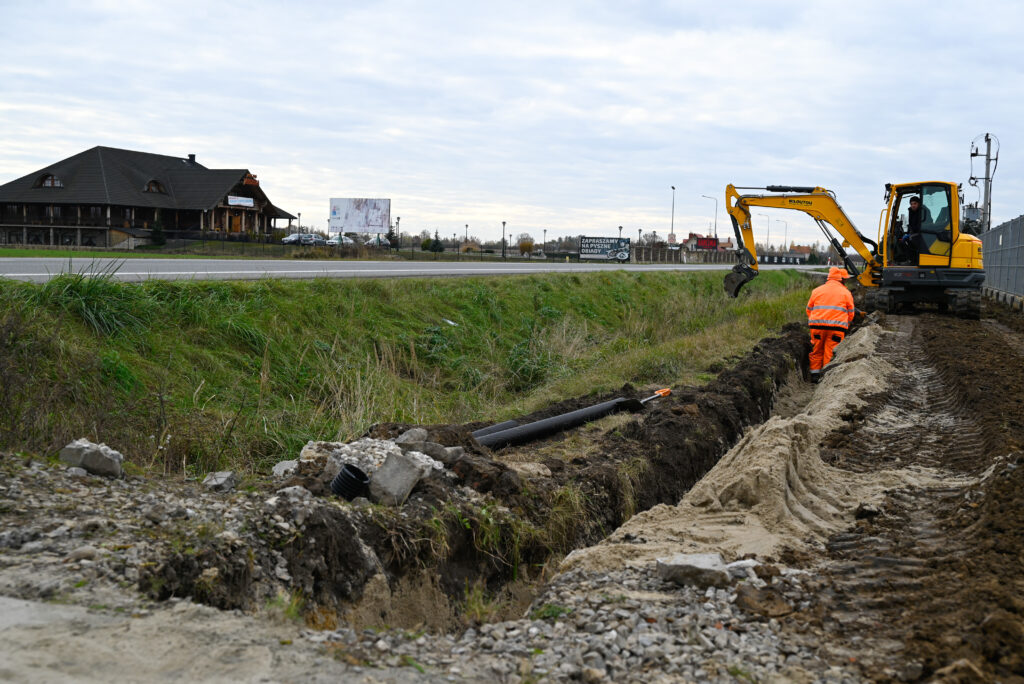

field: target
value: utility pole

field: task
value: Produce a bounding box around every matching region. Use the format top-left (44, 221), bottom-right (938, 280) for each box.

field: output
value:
top-left (502, 221), bottom-right (506, 260)
top-left (970, 133), bottom-right (999, 232)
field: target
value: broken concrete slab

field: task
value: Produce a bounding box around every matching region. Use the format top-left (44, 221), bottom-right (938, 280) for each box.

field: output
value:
top-left (394, 428), bottom-right (429, 444)
top-left (507, 462), bottom-right (553, 478)
top-left (271, 460), bottom-right (297, 479)
top-left (725, 558), bottom-right (761, 580)
top-left (369, 452), bottom-right (432, 506)
top-left (58, 439), bottom-right (124, 478)
top-left (202, 471), bottom-right (238, 492)
top-left (396, 441), bottom-right (451, 462)
top-left (655, 552), bottom-right (731, 589)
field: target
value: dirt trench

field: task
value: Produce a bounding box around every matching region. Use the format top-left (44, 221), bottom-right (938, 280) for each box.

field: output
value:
top-left (793, 305), bottom-right (1024, 682)
top-left (138, 323), bottom-right (809, 629)
top-left (545, 302), bottom-right (1024, 682)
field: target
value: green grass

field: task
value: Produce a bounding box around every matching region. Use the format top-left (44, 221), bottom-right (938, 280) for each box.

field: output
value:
top-left (0, 247), bottom-right (220, 259)
top-left (0, 269), bottom-right (812, 475)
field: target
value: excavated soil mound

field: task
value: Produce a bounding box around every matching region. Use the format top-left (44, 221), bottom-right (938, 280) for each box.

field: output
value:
top-left (560, 323), bottom-right (961, 574)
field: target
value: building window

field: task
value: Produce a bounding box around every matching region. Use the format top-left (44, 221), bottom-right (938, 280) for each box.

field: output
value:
top-left (35, 174), bottom-right (64, 188)
top-left (144, 179), bottom-right (166, 194)
top-left (45, 206), bottom-right (62, 218)
top-left (90, 206), bottom-right (102, 219)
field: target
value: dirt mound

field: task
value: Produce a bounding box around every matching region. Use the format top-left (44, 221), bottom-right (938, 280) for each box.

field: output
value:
top-left (560, 323), bottom-right (962, 574)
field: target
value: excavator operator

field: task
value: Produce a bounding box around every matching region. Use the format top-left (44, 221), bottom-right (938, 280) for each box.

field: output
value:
top-left (806, 267), bottom-right (856, 383)
top-left (899, 196), bottom-right (932, 265)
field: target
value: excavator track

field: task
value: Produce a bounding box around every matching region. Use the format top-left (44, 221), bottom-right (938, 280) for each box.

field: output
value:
top-left (948, 287), bottom-right (982, 319)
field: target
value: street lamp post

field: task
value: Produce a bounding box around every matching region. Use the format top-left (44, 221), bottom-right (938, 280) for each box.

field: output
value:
top-left (465, 223), bottom-right (468, 256)
top-left (670, 186), bottom-right (676, 236)
top-left (701, 194), bottom-right (718, 238)
top-left (502, 221), bottom-right (506, 260)
top-left (757, 213), bottom-right (771, 253)
top-left (543, 228), bottom-right (546, 255)
top-left (618, 225), bottom-right (622, 239)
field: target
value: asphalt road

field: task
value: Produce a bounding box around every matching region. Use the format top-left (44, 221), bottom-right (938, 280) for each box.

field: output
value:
top-left (0, 257), bottom-right (814, 283)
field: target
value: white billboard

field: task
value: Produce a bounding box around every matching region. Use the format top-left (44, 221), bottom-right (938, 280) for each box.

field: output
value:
top-left (328, 198), bottom-right (391, 234)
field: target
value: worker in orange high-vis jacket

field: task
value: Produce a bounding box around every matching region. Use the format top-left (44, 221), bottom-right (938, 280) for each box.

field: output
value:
top-left (806, 267), bottom-right (856, 382)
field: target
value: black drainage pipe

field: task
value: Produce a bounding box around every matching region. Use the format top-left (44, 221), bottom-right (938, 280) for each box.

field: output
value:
top-left (331, 464), bottom-right (370, 500)
top-left (470, 420), bottom-right (520, 439)
top-left (476, 397), bottom-right (644, 450)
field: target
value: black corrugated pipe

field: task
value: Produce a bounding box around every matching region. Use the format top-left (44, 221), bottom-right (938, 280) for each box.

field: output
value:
top-left (470, 420), bottom-right (520, 439)
top-left (476, 397), bottom-right (644, 450)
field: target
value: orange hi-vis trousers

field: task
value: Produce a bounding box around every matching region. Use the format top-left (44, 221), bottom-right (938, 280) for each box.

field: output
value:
top-left (809, 327), bottom-right (846, 377)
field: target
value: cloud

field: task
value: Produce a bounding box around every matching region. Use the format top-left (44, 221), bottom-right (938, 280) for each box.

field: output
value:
top-left (1, 0), bottom-right (1022, 246)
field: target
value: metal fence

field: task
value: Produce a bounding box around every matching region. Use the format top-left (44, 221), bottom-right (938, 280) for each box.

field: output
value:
top-left (981, 215), bottom-right (1024, 303)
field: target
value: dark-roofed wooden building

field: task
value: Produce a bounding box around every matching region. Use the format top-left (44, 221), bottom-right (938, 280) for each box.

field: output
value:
top-left (0, 146), bottom-right (295, 247)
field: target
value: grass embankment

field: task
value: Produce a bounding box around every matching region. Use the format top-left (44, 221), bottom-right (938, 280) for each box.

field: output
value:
top-left (0, 270), bottom-right (811, 477)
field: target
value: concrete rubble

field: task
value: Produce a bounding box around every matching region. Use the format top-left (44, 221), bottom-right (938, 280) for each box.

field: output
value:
top-left (655, 552), bottom-right (731, 589)
top-left (58, 438), bottom-right (124, 478)
top-left (201, 471), bottom-right (238, 492)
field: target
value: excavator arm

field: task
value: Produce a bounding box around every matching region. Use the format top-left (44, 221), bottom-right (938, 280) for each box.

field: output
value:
top-left (723, 184), bottom-right (882, 296)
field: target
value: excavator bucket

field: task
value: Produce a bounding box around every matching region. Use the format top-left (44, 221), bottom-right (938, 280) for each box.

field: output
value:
top-left (723, 263), bottom-right (758, 297)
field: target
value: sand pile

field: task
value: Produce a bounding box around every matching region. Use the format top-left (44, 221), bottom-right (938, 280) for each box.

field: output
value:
top-left (562, 323), bottom-right (963, 573)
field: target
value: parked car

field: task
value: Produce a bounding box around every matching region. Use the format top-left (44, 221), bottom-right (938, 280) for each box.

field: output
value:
top-left (364, 235), bottom-right (390, 247)
top-left (298, 233), bottom-right (327, 246)
top-left (327, 235), bottom-right (356, 246)
top-left (281, 233), bottom-right (302, 244)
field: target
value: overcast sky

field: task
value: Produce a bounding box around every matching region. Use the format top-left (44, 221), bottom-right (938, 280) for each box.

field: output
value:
top-left (1, 0), bottom-right (1020, 247)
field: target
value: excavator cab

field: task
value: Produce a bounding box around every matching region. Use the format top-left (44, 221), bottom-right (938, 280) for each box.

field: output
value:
top-left (885, 184), bottom-right (954, 267)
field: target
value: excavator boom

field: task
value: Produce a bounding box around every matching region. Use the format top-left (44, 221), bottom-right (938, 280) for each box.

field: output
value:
top-left (723, 184), bottom-right (881, 296)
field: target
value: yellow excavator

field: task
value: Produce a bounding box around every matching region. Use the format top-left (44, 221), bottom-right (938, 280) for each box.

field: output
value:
top-left (723, 182), bottom-right (985, 317)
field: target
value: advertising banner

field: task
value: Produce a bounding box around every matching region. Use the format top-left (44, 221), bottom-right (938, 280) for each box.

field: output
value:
top-left (580, 236), bottom-right (631, 261)
top-left (695, 237), bottom-right (718, 250)
top-left (328, 198), bottom-right (391, 234)
top-left (227, 196), bottom-right (255, 207)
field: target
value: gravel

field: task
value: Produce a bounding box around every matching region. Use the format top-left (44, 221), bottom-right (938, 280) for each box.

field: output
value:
top-left (296, 565), bottom-right (862, 683)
